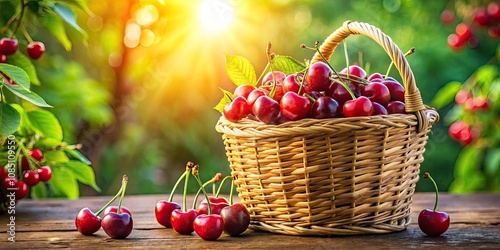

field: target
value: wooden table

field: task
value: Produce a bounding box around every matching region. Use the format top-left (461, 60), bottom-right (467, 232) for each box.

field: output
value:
top-left (0, 193), bottom-right (499, 249)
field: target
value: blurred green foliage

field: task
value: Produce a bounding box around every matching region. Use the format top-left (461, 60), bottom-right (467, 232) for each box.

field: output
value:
top-left (17, 0), bottom-right (497, 195)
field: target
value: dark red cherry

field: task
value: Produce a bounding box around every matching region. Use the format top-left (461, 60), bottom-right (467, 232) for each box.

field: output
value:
top-left (311, 96), bottom-right (341, 119)
top-left (305, 62), bottom-right (332, 92)
top-left (253, 95), bottom-right (280, 124)
top-left (372, 102), bottom-right (388, 115)
top-left (361, 82), bottom-right (391, 106)
top-left (386, 101), bottom-right (406, 114)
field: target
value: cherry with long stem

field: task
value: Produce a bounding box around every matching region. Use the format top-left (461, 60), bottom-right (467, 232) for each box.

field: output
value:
top-left (418, 172), bottom-right (450, 237)
top-left (102, 175), bottom-right (133, 239)
top-left (155, 163), bottom-right (190, 228)
top-left (220, 176), bottom-right (250, 236)
top-left (170, 163), bottom-right (197, 235)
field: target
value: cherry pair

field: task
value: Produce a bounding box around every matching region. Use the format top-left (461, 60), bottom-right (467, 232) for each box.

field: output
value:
top-left (0, 38), bottom-right (45, 60)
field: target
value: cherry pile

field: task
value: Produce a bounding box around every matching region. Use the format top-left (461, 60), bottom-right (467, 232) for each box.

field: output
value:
top-left (443, 2), bottom-right (500, 50)
top-left (76, 175), bottom-right (133, 239)
top-left (155, 162), bottom-right (250, 241)
top-left (1, 148), bottom-right (52, 200)
top-left (224, 63), bottom-right (407, 124)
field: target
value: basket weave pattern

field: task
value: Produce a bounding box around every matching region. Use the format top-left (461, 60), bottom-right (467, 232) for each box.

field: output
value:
top-left (216, 21), bottom-right (439, 236)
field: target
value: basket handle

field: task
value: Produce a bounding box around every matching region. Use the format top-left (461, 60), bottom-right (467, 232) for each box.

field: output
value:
top-left (311, 21), bottom-right (437, 132)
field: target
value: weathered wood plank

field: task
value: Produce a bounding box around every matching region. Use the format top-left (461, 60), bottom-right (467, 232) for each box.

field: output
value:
top-left (0, 193), bottom-right (499, 249)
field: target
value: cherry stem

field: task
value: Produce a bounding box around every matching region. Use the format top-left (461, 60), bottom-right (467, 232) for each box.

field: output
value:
top-left (256, 63), bottom-right (270, 85)
top-left (215, 176), bottom-right (232, 197)
top-left (384, 47), bottom-right (415, 80)
top-left (183, 168), bottom-right (192, 212)
top-left (424, 172), bottom-right (439, 212)
top-left (193, 174), bottom-right (212, 215)
top-left (229, 177), bottom-right (235, 206)
top-left (167, 171), bottom-right (187, 203)
top-left (116, 175), bottom-right (128, 215)
top-left (266, 42), bottom-right (277, 99)
top-left (10, 0), bottom-right (26, 38)
top-left (192, 179), bottom-right (213, 210)
top-left (95, 177), bottom-right (125, 216)
top-left (304, 93), bottom-right (316, 103)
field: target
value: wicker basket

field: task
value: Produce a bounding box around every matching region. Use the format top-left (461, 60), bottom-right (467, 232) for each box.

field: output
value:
top-left (215, 21), bottom-right (439, 236)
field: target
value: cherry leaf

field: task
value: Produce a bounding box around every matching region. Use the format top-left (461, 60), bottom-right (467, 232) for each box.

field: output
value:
top-left (272, 55), bottom-right (306, 74)
top-left (214, 88), bottom-right (233, 113)
top-left (225, 54), bottom-right (257, 86)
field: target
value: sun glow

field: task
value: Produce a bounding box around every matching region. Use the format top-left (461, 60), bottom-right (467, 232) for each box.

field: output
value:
top-left (198, 0), bottom-right (234, 32)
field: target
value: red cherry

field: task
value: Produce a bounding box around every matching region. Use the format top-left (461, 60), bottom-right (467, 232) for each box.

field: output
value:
top-left (343, 96), bottom-right (373, 117)
top-left (15, 181), bottom-right (29, 200)
top-left (21, 149), bottom-right (43, 171)
top-left (101, 212), bottom-right (133, 239)
top-left (253, 95), bottom-right (280, 124)
top-left (246, 89), bottom-right (267, 115)
top-left (0, 53), bottom-right (6, 63)
top-left (0, 167), bottom-right (7, 180)
top-left (233, 85), bottom-right (256, 99)
top-left (37, 166), bottom-right (52, 182)
top-left (263, 84), bottom-right (285, 102)
top-left (279, 92), bottom-right (312, 121)
top-left (103, 205), bottom-right (133, 217)
top-left (26, 41), bottom-right (45, 60)
top-left (386, 101), bottom-right (406, 114)
top-left (340, 65), bottom-right (367, 79)
top-left (223, 96), bottom-right (250, 122)
top-left (311, 96), bottom-right (341, 119)
top-left (367, 73), bottom-right (384, 82)
top-left (454, 90), bottom-right (472, 104)
top-left (488, 26), bottom-right (500, 38)
top-left (372, 102), bottom-right (388, 115)
top-left (155, 200), bottom-right (181, 228)
top-left (361, 82), bottom-right (391, 106)
top-left (340, 65), bottom-right (367, 97)
top-left (193, 214), bottom-right (225, 241)
top-left (382, 80), bottom-right (405, 102)
top-left (170, 209), bottom-right (197, 235)
top-left (197, 196), bottom-right (229, 215)
top-left (23, 170), bottom-right (40, 186)
top-left (305, 62), bottom-right (332, 92)
top-left (75, 208), bottom-right (102, 235)
top-left (283, 73), bottom-right (302, 93)
top-left (488, 2), bottom-right (500, 21)
top-left (3, 177), bottom-right (17, 189)
top-left (441, 10), bottom-right (455, 25)
top-left (219, 203), bottom-right (250, 236)
top-left (448, 121), bottom-right (467, 140)
top-left (455, 23), bottom-right (473, 41)
top-left (473, 8), bottom-right (490, 27)
top-left (472, 97), bottom-right (489, 111)
top-left (261, 71), bottom-right (286, 85)
top-left (326, 82), bottom-right (352, 105)
top-left (0, 38), bottom-right (18, 56)
top-left (418, 173), bottom-right (450, 237)
top-left (447, 34), bottom-right (466, 51)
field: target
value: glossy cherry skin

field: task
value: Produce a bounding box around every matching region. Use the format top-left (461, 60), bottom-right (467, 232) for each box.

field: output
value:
top-left (361, 82), bottom-right (391, 106)
top-left (449, 121), bottom-right (475, 145)
top-left (233, 85), bottom-right (256, 99)
top-left (418, 209), bottom-right (450, 237)
top-left (372, 102), bottom-right (388, 115)
top-left (473, 8), bottom-right (490, 27)
top-left (197, 196), bottom-right (229, 215)
top-left (326, 82), bottom-right (352, 105)
top-left (193, 214), bottom-right (224, 241)
top-left (75, 208), bottom-right (102, 235)
top-left (305, 62), bottom-right (332, 92)
top-left (21, 149), bottom-right (44, 171)
top-left (0, 38), bottom-right (18, 56)
top-left (3, 177), bottom-right (17, 189)
top-left (340, 65), bottom-right (367, 79)
top-left (263, 84), bottom-right (285, 102)
top-left (311, 96), bottom-right (341, 119)
top-left (456, 23), bottom-right (473, 41)
top-left (37, 166), bottom-right (52, 182)
top-left (262, 71), bottom-right (286, 85)
top-left (447, 34), bottom-right (466, 51)
top-left (223, 96), bottom-right (250, 122)
top-left (280, 92), bottom-right (312, 121)
top-left (367, 73), bottom-right (384, 82)
top-left (343, 96), bottom-right (373, 117)
top-left (15, 181), bottom-right (29, 200)
top-left (0, 53), bottom-right (6, 63)
top-left (155, 200), bottom-right (181, 228)
top-left (488, 2), bottom-right (500, 20)
top-left (170, 209), bottom-right (197, 235)
top-left (23, 170), bottom-right (40, 186)
top-left (101, 212), bottom-right (134, 239)
top-left (283, 73), bottom-right (302, 93)
top-left (26, 41), bottom-right (45, 60)
top-left (246, 89), bottom-right (267, 115)
top-left (220, 203), bottom-right (250, 236)
top-left (382, 80), bottom-right (405, 102)
top-left (253, 95), bottom-right (280, 124)
top-left (103, 206), bottom-right (132, 217)
top-left (386, 101), bottom-right (406, 114)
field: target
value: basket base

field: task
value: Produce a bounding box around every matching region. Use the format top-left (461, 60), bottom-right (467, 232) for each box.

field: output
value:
top-left (249, 218), bottom-right (411, 236)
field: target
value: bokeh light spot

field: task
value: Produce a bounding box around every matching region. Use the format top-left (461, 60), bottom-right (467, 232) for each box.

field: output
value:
top-left (140, 29), bottom-right (155, 47)
top-left (136, 4), bottom-right (159, 26)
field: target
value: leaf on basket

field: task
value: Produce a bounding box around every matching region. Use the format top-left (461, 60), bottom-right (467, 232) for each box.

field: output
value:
top-left (214, 88), bottom-right (234, 113)
top-left (431, 81), bottom-right (461, 110)
top-left (225, 54), bottom-right (257, 86)
top-left (272, 55), bottom-right (306, 74)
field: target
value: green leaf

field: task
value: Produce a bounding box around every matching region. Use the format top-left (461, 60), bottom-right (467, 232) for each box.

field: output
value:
top-left (54, 0), bottom-right (90, 13)
top-left (26, 109), bottom-right (63, 140)
top-left (34, 138), bottom-right (62, 148)
top-left (65, 148), bottom-right (91, 165)
top-left (225, 54), bottom-right (257, 86)
top-left (43, 150), bottom-right (69, 163)
top-left (455, 147), bottom-right (481, 178)
top-left (431, 81), bottom-right (462, 110)
top-left (30, 182), bottom-right (47, 199)
top-left (0, 63), bottom-right (31, 91)
top-left (40, 10), bottom-right (72, 51)
top-left (272, 55), bottom-right (306, 74)
top-left (6, 53), bottom-right (40, 85)
top-left (214, 88), bottom-right (233, 113)
top-left (49, 166), bottom-right (79, 199)
top-left (53, 3), bottom-right (88, 41)
top-left (60, 161), bottom-right (101, 192)
top-left (485, 148), bottom-right (500, 175)
top-left (1, 102), bottom-right (21, 137)
top-left (4, 83), bottom-right (52, 107)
